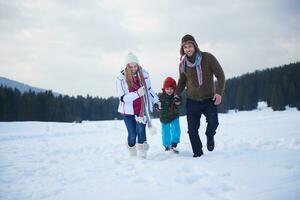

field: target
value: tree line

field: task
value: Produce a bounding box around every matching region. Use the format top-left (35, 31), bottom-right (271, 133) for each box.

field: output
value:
top-left (0, 88), bottom-right (121, 122)
top-left (0, 62), bottom-right (299, 122)
top-left (218, 62), bottom-right (300, 112)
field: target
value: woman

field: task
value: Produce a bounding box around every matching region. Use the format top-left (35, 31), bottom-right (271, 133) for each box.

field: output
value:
top-left (116, 52), bottom-right (160, 158)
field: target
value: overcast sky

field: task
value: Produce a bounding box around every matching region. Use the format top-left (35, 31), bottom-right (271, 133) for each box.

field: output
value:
top-left (0, 0), bottom-right (299, 97)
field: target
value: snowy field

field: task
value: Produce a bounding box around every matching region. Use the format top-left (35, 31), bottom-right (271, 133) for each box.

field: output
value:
top-left (1, 106), bottom-right (300, 200)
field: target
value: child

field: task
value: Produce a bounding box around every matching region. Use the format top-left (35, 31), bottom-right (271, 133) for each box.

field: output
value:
top-left (158, 77), bottom-right (181, 153)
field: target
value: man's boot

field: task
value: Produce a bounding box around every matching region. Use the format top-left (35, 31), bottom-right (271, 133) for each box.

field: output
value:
top-left (207, 135), bottom-right (215, 152)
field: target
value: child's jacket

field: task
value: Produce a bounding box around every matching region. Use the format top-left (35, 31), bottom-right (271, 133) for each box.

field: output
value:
top-left (159, 92), bottom-right (180, 124)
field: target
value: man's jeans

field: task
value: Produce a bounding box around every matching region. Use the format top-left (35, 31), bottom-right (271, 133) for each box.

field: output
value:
top-left (186, 98), bottom-right (219, 155)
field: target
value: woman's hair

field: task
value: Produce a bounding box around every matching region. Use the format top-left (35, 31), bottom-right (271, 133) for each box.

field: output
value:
top-left (124, 64), bottom-right (141, 88)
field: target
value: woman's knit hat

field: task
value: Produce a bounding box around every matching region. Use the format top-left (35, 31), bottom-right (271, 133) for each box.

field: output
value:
top-left (163, 77), bottom-right (176, 90)
top-left (125, 52), bottom-right (139, 65)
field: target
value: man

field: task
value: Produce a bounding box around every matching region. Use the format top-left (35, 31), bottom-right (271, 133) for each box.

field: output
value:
top-left (175, 34), bottom-right (225, 157)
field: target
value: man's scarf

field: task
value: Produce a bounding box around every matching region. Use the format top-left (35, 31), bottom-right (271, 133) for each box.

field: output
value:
top-left (179, 53), bottom-right (203, 87)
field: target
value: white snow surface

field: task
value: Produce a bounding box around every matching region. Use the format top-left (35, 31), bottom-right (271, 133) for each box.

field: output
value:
top-left (1, 107), bottom-right (300, 200)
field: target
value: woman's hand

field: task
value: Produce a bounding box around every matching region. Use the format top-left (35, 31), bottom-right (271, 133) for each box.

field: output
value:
top-left (137, 86), bottom-right (145, 97)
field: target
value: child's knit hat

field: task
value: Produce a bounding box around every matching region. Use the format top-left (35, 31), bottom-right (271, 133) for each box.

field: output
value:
top-left (163, 77), bottom-right (176, 90)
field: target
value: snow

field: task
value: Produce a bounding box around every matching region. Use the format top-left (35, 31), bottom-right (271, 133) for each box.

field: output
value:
top-left (1, 108), bottom-right (300, 200)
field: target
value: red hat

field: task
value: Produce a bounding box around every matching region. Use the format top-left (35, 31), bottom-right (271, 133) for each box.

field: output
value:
top-left (163, 77), bottom-right (176, 90)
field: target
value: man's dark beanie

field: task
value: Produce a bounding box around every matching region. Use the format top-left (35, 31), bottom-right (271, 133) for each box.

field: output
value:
top-left (180, 34), bottom-right (200, 56)
top-left (181, 34), bottom-right (197, 45)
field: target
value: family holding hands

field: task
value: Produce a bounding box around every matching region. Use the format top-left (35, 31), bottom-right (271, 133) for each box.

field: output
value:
top-left (116, 34), bottom-right (225, 159)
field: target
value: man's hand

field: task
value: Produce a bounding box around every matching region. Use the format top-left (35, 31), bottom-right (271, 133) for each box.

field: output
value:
top-left (213, 94), bottom-right (222, 105)
top-left (174, 95), bottom-right (181, 105)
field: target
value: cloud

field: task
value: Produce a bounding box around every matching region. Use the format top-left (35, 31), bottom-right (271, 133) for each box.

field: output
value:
top-left (0, 0), bottom-right (299, 97)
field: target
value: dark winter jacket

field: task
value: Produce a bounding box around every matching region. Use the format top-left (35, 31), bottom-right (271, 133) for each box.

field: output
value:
top-left (159, 92), bottom-right (180, 124)
top-left (176, 51), bottom-right (225, 101)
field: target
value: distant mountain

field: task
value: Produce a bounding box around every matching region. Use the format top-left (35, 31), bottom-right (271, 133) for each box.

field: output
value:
top-left (0, 76), bottom-right (60, 96)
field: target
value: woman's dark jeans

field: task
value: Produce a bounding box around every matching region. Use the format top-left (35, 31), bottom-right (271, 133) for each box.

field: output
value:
top-left (124, 115), bottom-right (146, 147)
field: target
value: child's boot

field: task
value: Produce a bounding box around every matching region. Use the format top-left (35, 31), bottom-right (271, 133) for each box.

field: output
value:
top-left (165, 146), bottom-right (171, 151)
top-left (171, 143), bottom-right (179, 154)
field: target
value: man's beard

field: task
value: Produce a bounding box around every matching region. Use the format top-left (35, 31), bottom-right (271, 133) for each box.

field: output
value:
top-left (187, 52), bottom-right (196, 63)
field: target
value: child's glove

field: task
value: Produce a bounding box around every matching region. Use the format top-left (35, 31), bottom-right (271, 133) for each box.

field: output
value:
top-left (154, 102), bottom-right (162, 112)
top-left (174, 95), bottom-right (181, 105)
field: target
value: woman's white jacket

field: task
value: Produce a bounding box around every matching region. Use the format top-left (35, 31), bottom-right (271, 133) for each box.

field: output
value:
top-left (116, 69), bottom-right (159, 115)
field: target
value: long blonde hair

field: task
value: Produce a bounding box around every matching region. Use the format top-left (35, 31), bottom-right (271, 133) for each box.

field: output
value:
top-left (124, 64), bottom-right (139, 88)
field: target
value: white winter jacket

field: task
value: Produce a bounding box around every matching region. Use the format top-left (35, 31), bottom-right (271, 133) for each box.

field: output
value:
top-left (116, 69), bottom-right (159, 115)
